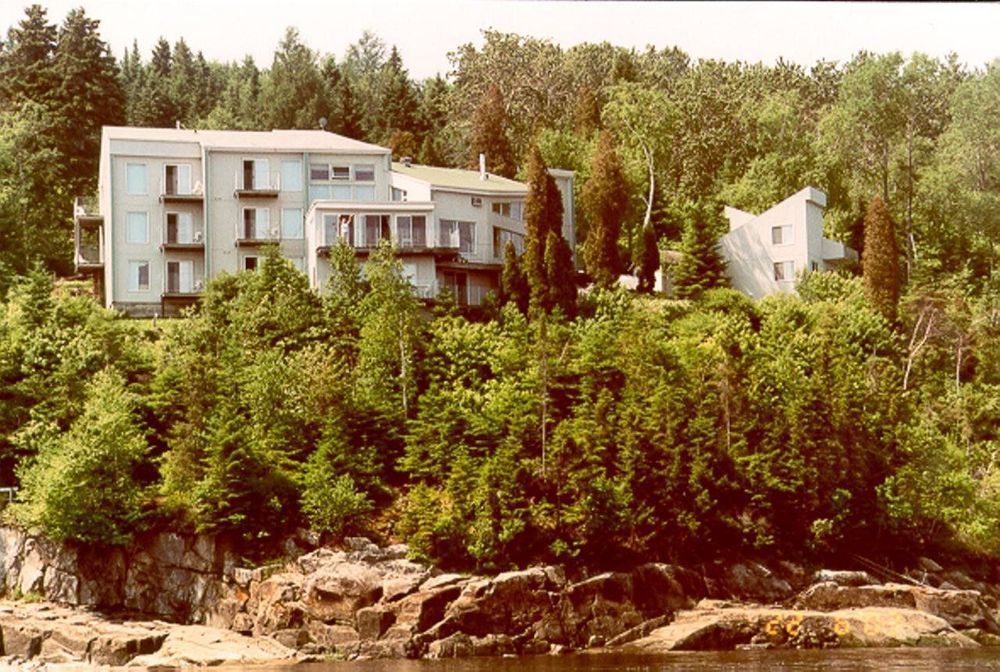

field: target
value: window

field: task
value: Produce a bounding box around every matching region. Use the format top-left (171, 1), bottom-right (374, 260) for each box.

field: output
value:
top-left (440, 219), bottom-right (475, 254)
top-left (126, 163), bottom-right (147, 195)
top-left (281, 208), bottom-right (303, 239)
top-left (166, 260), bottom-right (193, 293)
top-left (811, 261), bottom-right (819, 272)
top-left (244, 256), bottom-right (259, 271)
top-left (471, 196), bottom-right (483, 208)
top-left (362, 214), bottom-right (391, 247)
top-left (126, 212), bottom-right (148, 244)
top-left (354, 185), bottom-right (376, 201)
top-left (331, 166), bottom-right (350, 180)
top-left (354, 164), bottom-right (375, 182)
top-left (281, 160), bottom-right (303, 192)
top-left (242, 207), bottom-right (270, 240)
top-left (127, 260), bottom-right (149, 291)
top-left (391, 187), bottom-right (407, 202)
top-left (163, 164), bottom-right (191, 195)
top-left (493, 227), bottom-right (524, 258)
top-left (310, 164), bottom-right (330, 181)
top-left (492, 202), bottom-right (510, 217)
top-left (773, 260), bottom-right (794, 282)
top-left (402, 262), bottom-right (417, 283)
top-left (772, 225), bottom-right (793, 245)
top-left (165, 212), bottom-right (194, 244)
top-left (396, 215), bottom-right (427, 248)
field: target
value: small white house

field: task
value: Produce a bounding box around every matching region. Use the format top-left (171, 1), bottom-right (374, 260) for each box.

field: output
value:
top-left (720, 187), bottom-right (857, 299)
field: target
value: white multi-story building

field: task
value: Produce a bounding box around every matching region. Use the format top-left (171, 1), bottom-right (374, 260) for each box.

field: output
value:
top-left (719, 186), bottom-right (857, 299)
top-left (74, 127), bottom-right (574, 315)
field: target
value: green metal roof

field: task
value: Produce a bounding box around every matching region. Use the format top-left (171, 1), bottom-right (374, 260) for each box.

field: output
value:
top-left (392, 162), bottom-right (527, 195)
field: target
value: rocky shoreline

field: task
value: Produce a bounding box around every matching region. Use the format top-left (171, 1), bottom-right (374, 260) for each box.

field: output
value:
top-left (3, 528), bottom-right (1000, 667)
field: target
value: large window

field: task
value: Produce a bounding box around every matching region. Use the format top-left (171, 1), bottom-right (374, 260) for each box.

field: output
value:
top-left (396, 215), bottom-right (427, 248)
top-left (773, 260), bottom-right (794, 282)
top-left (127, 260), bottom-right (149, 291)
top-left (126, 212), bottom-right (148, 244)
top-left (126, 163), bottom-right (147, 195)
top-left (493, 227), bottom-right (524, 258)
top-left (281, 160), bottom-right (303, 192)
top-left (771, 225), bottom-right (793, 245)
top-left (281, 208), bottom-right (303, 239)
top-left (242, 207), bottom-right (270, 240)
top-left (440, 219), bottom-right (475, 254)
top-left (354, 164), bottom-right (375, 182)
top-left (362, 214), bottom-right (391, 247)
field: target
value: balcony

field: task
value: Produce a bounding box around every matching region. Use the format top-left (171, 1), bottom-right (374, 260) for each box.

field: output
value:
top-left (159, 181), bottom-right (204, 204)
top-left (73, 196), bottom-right (103, 271)
top-left (234, 171), bottom-right (280, 198)
top-left (161, 266), bottom-right (204, 300)
top-left (235, 220), bottom-right (279, 248)
top-left (161, 217), bottom-right (205, 252)
top-left (821, 238), bottom-right (859, 266)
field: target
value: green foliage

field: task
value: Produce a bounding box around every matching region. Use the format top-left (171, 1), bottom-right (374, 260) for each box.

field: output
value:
top-left (862, 195), bottom-right (902, 323)
top-left (10, 368), bottom-right (148, 545)
top-left (672, 204), bottom-right (728, 299)
top-left (523, 145), bottom-right (576, 316)
top-left (581, 131), bottom-right (627, 287)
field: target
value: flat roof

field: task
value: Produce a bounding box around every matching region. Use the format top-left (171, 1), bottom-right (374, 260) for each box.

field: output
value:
top-left (392, 162), bottom-right (528, 195)
top-left (103, 127), bottom-right (389, 154)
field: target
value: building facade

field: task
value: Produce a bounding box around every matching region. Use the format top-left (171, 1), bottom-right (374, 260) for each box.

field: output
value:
top-left (74, 127), bottom-right (574, 315)
top-left (719, 187), bottom-right (857, 299)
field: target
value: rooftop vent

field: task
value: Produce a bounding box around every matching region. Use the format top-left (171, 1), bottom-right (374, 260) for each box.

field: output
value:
top-left (402, 156), bottom-right (412, 167)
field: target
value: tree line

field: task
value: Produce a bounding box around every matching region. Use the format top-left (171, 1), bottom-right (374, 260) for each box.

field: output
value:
top-left (0, 5), bottom-right (997, 569)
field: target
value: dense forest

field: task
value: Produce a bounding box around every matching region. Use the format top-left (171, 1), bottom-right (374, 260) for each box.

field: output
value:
top-left (0, 5), bottom-right (997, 569)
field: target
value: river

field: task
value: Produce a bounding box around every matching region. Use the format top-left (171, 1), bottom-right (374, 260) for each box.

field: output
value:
top-left (250, 649), bottom-right (1000, 671)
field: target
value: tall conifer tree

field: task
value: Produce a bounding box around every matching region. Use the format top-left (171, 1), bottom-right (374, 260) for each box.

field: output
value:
top-left (861, 195), bottom-right (901, 323)
top-left (581, 130), bottom-right (627, 288)
top-left (468, 83), bottom-right (516, 178)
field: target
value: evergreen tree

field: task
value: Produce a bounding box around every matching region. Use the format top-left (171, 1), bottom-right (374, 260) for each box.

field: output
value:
top-left (50, 8), bottom-right (124, 193)
top-left (523, 145), bottom-right (575, 315)
top-left (375, 46), bottom-right (418, 143)
top-left (635, 223), bottom-right (660, 293)
top-left (325, 59), bottom-right (364, 138)
top-left (499, 239), bottom-right (529, 313)
top-left (672, 207), bottom-right (728, 299)
top-left (581, 130), bottom-right (627, 288)
top-left (0, 4), bottom-right (58, 109)
top-left (861, 194), bottom-right (902, 323)
top-left (11, 368), bottom-right (148, 545)
top-left (261, 27), bottom-right (329, 130)
top-left (468, 83), bottom-right (516, 178)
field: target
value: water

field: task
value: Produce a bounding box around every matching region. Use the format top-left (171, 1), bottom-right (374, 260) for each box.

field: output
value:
top-left (254, 649), bottom-right (1000, 671)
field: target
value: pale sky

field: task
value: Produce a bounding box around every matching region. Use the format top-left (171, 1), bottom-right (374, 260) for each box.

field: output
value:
top-left (2, 1), bottom-right (997, 80)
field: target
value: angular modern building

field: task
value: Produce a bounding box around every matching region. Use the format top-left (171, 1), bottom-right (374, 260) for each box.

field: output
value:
top-left (73, 127), bottom-right (574, 316)
top-left (719, 187), bottom-right (858, 299)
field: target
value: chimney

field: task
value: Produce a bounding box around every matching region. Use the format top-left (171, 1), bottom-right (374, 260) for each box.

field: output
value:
top-left (402, 156), bottom-right (412, 167)
top-left (479, 153), bottom-right (488, 180)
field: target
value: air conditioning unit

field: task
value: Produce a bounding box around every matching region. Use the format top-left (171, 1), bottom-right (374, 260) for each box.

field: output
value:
top-left (471, 196), bottom-right (483, 208)
top-left (194, 279), bottom-right (204, 291)
top-left (270, 227), bottom-right (280, 238)
top-left (193, 180), bottom-right (204, 195)
top-left (193, 231), bottom-right (203, 243)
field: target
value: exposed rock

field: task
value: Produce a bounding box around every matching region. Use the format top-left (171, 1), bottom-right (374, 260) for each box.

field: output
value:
top-left (918, 557), bottom-right (945, 573)
top-left (796, 582), bottom-right (1000, 634)
top-left (302, 561), bottom-right (383, 624)
top-left (813, 570), bottom-right (880, 587)
top-left (714, 562), bottom-right (794, 603)
top-left (627, 605), bottom-right (979, 652)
